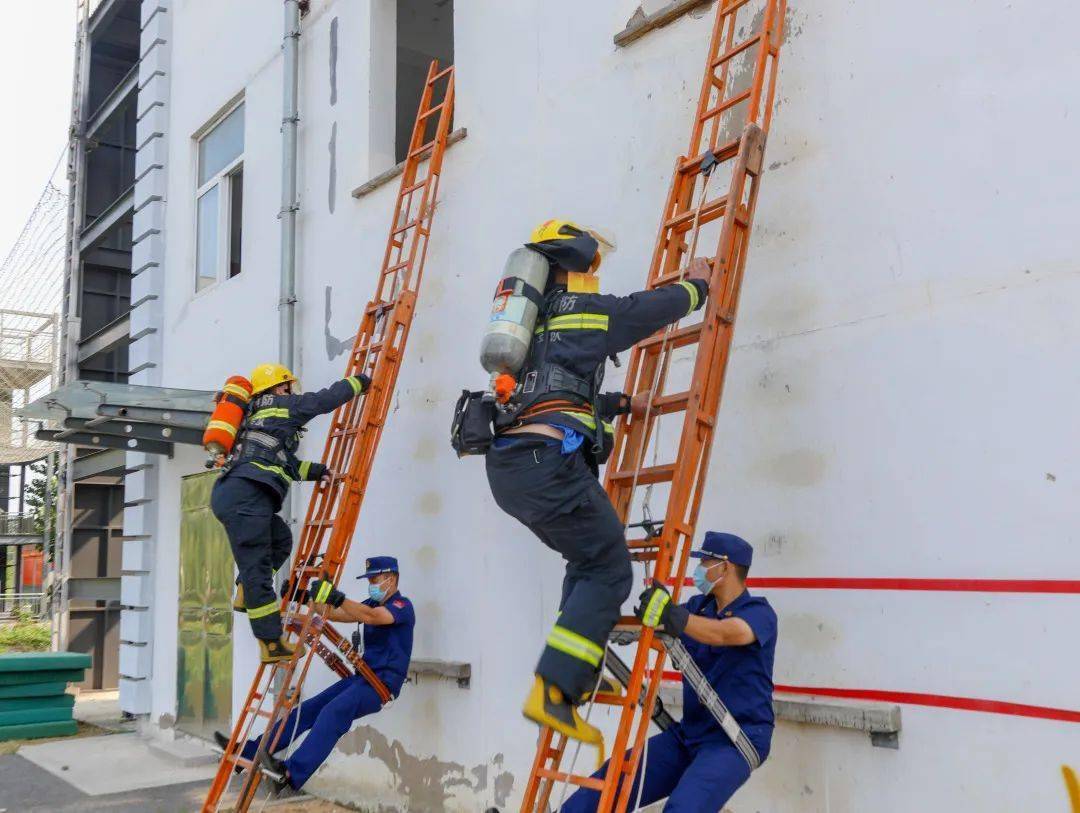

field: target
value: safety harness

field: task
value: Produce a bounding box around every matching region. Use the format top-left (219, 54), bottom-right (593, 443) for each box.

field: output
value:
top-left (224, 396), bottom-right (303, 482)
top-left (499, 288), bottom-right (607, 454)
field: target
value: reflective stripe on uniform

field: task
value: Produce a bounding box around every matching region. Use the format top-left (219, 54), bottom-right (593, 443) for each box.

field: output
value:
top-left (534, 313), bottom-right (610, 334)
top-left (346, 376), bottom-right (365, 395)
top-left (560, 411), bottom-right (614, 435)
top-left (250, 462), bottom-right (293, 482)
top-left (642, 589), bottom-right (669, 628)
top-left (298, 460), bottom-right (311, 479)
top-left (546, 625), bottom-right (604, 667)
top-left (679, 280), bottom-right (700, 315)
top-left (251, 407), bottom-right (290, 421)
top-left (314, 581), bottom-right (333, 604)
top-left (247, 600), bottom-right (280, 620)
top-left (206, 419), bottom-right (238, 437)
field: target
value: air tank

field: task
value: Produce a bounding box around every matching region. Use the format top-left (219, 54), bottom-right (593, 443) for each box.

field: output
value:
top-left (202, 375), bottom-right (253, 467)
top-left (480, 247), bottom-right (550, 399)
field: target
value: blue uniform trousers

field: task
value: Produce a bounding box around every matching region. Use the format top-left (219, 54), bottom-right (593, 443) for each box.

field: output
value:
top-left (562, 728), bottom-right (753, 813)
top-left (241, 674), bottom-right (384, 788)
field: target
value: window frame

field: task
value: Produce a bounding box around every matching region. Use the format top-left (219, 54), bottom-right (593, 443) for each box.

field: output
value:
top-left (193, 100), bottom-right (245, 295)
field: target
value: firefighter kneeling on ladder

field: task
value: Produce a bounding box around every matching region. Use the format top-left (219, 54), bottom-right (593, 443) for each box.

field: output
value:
top-left (471, 220), bottom-right (710, 749)
top-left (564, 533), bottom-right (778, 813)
top-left (211, 363), bottom-right (369, 663)
top-left (214, 556), bottom-right (413, 793)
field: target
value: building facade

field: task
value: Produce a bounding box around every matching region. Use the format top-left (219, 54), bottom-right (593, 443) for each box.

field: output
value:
top-left (54, 0), bottom-right (1080, 810)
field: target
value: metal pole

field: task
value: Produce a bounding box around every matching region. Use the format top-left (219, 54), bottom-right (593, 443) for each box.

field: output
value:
top-left (55, 0), bottom-right (90, 652)
top-left (44, 451), bottom-right (57, 645)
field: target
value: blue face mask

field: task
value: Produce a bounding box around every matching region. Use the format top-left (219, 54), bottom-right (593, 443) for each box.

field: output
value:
top-left (693, 563), bottom-right (719, 595)
top-left (368, 581), bottom-right (387, 603)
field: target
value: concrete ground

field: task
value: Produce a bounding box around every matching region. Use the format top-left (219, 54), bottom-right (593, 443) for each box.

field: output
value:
top-left (0, 689), bottom-right (355, 812)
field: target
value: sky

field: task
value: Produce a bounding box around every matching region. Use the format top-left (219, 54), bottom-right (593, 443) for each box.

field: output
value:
top-left (0, 2), bottom-right (76, 258)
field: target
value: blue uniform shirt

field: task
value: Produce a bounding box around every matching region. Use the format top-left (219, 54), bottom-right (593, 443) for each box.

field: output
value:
top-left (359, 592), bottom-right (415, 695)
top-left (676, 589), bottom-right (777, 756)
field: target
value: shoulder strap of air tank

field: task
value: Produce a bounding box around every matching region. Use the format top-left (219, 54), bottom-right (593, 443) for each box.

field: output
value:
top-left (503, 276), bottom-right (545, 310)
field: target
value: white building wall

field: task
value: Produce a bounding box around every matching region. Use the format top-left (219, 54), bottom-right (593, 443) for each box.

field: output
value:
top-left (118, 0), bottom-right (173, 716)
top-left (141, 1), bottom-right (1080, 811)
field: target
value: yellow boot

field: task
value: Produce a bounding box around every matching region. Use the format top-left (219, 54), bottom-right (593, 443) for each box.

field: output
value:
top-left (232, 583), bottom-right (246, 613)
top-left (581, 675), bottom-right (623, 703)
top-left (523, 675), bottom-right (605, 764)
top-left (258, 637), bottom-right (305, 664)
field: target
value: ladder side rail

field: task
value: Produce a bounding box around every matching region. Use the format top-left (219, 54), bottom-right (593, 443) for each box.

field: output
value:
top-left (317, 75), bottom-right (454, 576)
top-left (519, 1), bottom-right (788, 808)
top-left (700, 6), bottom-right (738, 160)
top-left (607, 134), bottom-right (765, 808)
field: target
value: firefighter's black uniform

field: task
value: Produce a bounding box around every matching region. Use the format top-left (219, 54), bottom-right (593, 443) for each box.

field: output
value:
top-left (486, 278), bottom-right (707, 700)
top-left (210, 376), bottom-right (367, 641)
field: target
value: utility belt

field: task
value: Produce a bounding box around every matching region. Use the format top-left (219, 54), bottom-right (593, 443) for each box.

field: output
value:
top-left (451, 393), bottom-right (600, 457)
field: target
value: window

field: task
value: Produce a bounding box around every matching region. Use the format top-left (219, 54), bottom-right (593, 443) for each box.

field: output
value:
top-left (195, 103), bottom-right (245, 291)
top-left (395, 0), bottom-right (454, 163)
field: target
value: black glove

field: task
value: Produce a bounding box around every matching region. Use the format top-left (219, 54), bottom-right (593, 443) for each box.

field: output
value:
top-left (356, 373), bottom-right (372, 392)
top-left (635, 580), bottom-right (690, 636)
top-left (308, 578), bottom-right (346, 608)
top-left (279, 580), bottom-right (309, 603)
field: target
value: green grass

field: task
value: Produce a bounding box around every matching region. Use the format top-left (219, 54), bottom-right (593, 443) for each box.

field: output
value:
top-left (0, 619), bottom-right (51, 653)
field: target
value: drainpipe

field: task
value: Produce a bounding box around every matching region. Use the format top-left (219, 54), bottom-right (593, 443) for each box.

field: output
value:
top-left (277, 2), bottom-right (301, 676)
top-left (280, 0), bottom-right (300, 372)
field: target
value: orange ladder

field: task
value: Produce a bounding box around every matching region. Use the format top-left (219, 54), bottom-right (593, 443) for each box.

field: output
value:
top-left (201, 59), bottom-right (455, 813)
top-left (519, 1), bottom-right (785, 810)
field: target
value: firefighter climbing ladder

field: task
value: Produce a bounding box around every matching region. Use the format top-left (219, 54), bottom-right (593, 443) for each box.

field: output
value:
top-left (201, 59), bottom-right (455, 813)
top-left (520, 1), bottom-right (785, 810)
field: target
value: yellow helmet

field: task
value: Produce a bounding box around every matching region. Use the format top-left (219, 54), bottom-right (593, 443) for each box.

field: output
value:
top-left (250, 363), bottom-right (298, 395)
top-left (527, 219), bottom-right (613, 274)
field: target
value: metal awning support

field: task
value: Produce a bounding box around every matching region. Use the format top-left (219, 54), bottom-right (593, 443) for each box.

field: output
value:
top-left (36, 428), bottom-right (173, 457)
top-left (79, 186), bottom-right (134, 251)
top-left (72, 448), bottom-right (129, 480)
top-left (21, 381), bottom-right (215, 458)
top-left (84, 62), bottom-right (138, 138)
top-left (96, 403), bottom-right (211, 431)
top-left (77, 311), bottom-right (131, 363)
top-left (61, 416), bottom-right (204, 446)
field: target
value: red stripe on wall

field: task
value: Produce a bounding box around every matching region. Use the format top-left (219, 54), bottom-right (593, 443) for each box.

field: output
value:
top-left (658, 672), bottom-right (1080, 723)
top-left (672, 577), bottom-right (1080, 593)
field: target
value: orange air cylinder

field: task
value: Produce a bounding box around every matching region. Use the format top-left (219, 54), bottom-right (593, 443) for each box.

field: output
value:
top-left (202, 375), bottom-right (253, 466)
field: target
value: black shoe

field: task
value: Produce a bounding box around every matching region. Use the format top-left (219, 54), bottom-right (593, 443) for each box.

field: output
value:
top-left (257, 748), bottom-right (290, 795)
top-left (213, 730), bottom-right (243, 775)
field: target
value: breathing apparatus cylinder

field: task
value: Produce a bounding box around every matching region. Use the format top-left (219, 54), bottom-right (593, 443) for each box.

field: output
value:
top-left (479, 247), bottom-right (550, 402)
top-left (202, 375), bottom-right (253, 467)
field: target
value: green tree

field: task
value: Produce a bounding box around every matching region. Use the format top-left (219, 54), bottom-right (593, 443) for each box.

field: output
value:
top-left (23, 458), bottom-right (57, 546)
